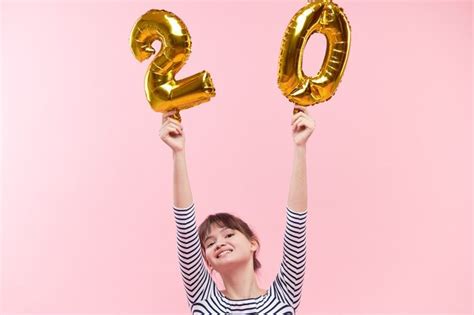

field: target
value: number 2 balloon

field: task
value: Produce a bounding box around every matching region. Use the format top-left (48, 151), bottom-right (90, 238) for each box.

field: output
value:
top-left (130, 9), bottom-right (216, 121)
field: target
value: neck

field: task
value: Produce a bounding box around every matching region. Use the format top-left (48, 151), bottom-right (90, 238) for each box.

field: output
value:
top-left (219, 261), bottom-right (264, 300)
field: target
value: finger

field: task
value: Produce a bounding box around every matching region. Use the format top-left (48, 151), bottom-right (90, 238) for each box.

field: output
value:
top-left (161, 120), bottom-right (172, 131)
top-left (168, 126), bottom-right (181, 136)
top-left (162, 110), bottom-right (178, 123)
top-left (291, 111), bottom-right (306, 124)
top-left (162, 118), bottom-right (183, 131)
top-left (162, 110), bottom-right (175, 121)
top-left (159, 125), bottom-right (179, 138)
top-left (300, 119), bottom-right (315, 132)
top-left (292, 121), bottom-right (297, 132)
top-left (295, 122), bottom-right (308, 132)
top-left (292, 116), bottom-right (305, 128)
top-left (292, 120), bottom-right (304, 132)
top-left (162, 123), bottom-right (179, 134)
top-left (295, 114), bottom-right (315, 130)
top-left (295, 118), bottom-right (312, 132)
top-left (167, 120), bottom-right (183, 131)
top-left (167, 117), bottom-right (182, 127)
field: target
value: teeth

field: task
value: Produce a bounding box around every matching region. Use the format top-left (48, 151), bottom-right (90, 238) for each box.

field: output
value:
top-left (217, 250), bottom-right (232, 258)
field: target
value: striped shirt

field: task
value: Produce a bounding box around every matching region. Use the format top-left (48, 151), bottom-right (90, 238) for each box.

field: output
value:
top-left (173, 204), bottom-right (308, 314)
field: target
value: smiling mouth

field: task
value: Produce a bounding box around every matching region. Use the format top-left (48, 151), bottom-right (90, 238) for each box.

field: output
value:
top-left (217, 250), bottom-right (233, 258)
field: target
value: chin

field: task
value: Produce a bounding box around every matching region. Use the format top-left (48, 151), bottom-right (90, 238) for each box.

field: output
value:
top-left (216, 258), bottom-right (251, 272)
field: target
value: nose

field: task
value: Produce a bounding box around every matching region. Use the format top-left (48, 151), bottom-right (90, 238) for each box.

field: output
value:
top-left (215, 240), bottom-right (225, 251)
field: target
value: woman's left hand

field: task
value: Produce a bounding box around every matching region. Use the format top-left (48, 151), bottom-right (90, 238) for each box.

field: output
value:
top-left (291, 105), bottom-right (315, 146)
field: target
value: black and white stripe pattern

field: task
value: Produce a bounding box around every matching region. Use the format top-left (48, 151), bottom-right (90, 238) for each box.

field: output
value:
top-left (173, 204), bottom-right (307, 314)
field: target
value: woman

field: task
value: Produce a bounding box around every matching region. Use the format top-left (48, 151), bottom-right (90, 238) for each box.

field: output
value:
top-left (159, 105), bottom-right (315, 314)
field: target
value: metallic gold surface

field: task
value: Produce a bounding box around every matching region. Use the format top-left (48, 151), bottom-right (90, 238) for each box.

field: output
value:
top-left (278, 0), bottom-right (351, 108)
top-left (130, 9), bottom-right (216, 121)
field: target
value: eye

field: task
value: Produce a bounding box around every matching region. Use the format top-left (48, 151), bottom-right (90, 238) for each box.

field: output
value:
top-left (206, 241), bottom-right (215, 248)
top-left (225, 233), bottom-right (234, 238)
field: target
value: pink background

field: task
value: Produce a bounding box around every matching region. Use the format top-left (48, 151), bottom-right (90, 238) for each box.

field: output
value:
top-left (1, 0), bottom-right (472, 314)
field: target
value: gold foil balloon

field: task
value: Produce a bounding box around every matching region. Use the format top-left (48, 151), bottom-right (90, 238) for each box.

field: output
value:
top-left (278, 0), bottom-right (351, 113)
top-left (130, 9), bottom-right (216, 121)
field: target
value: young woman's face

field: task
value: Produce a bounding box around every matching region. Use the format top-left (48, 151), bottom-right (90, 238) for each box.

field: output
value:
top-left (203, 223), bottom-right (258, 273)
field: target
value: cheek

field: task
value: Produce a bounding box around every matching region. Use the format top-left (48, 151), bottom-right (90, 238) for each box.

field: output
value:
top-left (205, 248), bottom-right (215, 261)
top-left (235, 238), bottom-right (252, 252)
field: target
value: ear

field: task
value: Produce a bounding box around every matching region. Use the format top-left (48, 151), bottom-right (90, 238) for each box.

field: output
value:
top-left (250, 239), bottom-right (259, 252)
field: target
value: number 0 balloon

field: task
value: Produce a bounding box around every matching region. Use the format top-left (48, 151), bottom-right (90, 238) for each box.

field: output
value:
top-left (278, 0), bottom-right (351, 109)
top-left (130, 10), bottom-right (216, 121)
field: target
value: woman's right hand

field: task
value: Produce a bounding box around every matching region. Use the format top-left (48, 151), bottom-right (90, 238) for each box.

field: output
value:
top-left (159, 110), bottom-right (185, 153)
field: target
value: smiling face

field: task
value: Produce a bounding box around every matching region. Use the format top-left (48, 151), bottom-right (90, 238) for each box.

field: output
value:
top-left (203, 223), bottom-right (258, 273)
top-left (198, 212), bottom-right (262, 273)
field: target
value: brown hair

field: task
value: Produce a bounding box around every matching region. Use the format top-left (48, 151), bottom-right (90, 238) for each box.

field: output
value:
top-left (198, 213), bottom-right (261, 271)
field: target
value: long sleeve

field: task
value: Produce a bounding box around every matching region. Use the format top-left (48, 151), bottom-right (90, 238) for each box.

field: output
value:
top-left (173, 204), bottom-right (308, 314)
top-left (173, 203), bottom-right (215, 307)
top-left (275, 207), bottom-right (308, 310)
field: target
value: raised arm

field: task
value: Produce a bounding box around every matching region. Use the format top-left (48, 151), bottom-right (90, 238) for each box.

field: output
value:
top-left (287, 106), bottom-right (315, 212)
top-left (159, 110), bottom-right (193, 208)
top-left (273, 106), bottom-right (314, 310)
top-left (173, 150), bottom-right (193, 208)
top-left (160, 111), bottom-right (216, 308)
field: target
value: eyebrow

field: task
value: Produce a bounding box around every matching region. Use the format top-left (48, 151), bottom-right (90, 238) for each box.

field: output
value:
top-left (204, 227), bottom-right (233, 243)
